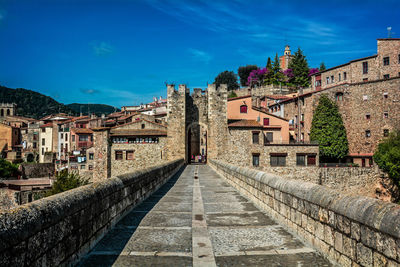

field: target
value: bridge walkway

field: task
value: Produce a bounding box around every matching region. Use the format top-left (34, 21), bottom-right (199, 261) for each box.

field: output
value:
top-left (79, 165), bottom-right (332, 266)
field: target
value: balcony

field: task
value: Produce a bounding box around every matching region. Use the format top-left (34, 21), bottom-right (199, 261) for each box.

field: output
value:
top-left (77, 141), bottom-right (90, 148)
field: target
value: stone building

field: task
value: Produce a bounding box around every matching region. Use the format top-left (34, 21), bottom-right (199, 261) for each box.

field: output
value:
top-left (267, 39), bottom-right (400, 166)
top-left (0, 122), bottom-right (21, 161)
top-left (0, 103), bottom-right (16, 118)
top-left (279, 45), bottom-right (294, 71)
top-left (166, 84), bottom-right (228, 163)
top-left (311, 38), bottom-right (400, 90)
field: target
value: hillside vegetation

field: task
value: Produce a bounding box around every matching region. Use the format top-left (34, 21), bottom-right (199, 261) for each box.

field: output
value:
top-left (0, 85), bottom-right (76, 119)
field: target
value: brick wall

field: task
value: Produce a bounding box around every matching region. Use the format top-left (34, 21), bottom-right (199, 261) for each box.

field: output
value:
top-left (210, 159), bottom-right (400, 266)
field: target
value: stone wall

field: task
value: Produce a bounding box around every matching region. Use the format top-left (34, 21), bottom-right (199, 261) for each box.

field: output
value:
top-left (210, 159), bottom-right (400, 266)
top-left (166, 85), bottom-right (186, 160)
top-left (110, 137), bottom-right (167, 177)
top-left (92, 128), bottom-right (111, 182)
top-left (0, 159), bottom-right (184, 266)
top-left (225, 127), bottom-right (319, 168)
top-left (19, 163), bottom-right (54, 179)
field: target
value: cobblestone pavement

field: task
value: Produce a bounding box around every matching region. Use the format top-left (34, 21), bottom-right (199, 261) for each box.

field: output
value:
top-left (79, 165), bottom-right (332, 267)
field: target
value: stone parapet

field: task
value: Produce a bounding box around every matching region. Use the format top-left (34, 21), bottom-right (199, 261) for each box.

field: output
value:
top-left (0, 158), bottom-right (184, 266)
top-left (209, 159), bottom-right (400, 266)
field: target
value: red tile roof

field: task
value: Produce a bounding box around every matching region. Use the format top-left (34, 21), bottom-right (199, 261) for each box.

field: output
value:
top-left (110, 129), bottom-right (167, 136)
top-left (40, 122), bottom-right (53, 128)
top-left (71, 128), bottom-right (93, 134)
top-left (228, 120), bottom-right (263, 128)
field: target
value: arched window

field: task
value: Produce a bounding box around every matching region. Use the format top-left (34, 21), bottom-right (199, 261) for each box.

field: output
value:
top-left (240, 105), bottom-right (247, 113)
top-left (0, 109), bottom-right (3, 117)
top-left (6, 109), bottom-right (10, 116)
top-left (335, 92), bottom-right (344, 101)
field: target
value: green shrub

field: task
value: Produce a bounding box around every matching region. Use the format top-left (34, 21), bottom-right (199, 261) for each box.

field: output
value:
top-left (46, 170), bottom-right (89, 196)
top-left (0, 158), bottom-right (19, 178)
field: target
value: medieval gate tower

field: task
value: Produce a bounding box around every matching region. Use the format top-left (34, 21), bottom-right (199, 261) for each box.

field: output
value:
top-left (166, 83), bottom-right (228, 163)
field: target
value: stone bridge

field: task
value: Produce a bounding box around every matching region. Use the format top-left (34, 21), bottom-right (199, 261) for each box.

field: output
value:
top-left (1, 159), bottom-right (400, 266)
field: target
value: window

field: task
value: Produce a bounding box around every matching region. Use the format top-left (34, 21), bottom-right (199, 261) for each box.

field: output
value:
top-left (331, 75), bottom-right (334, 83)
top-left (65, 144), bottom-right (68, 152)
top-left (252, 132), bottom-right (259, 144)
top-left (399, 54), bottom-right (400, 64)
top-left (252, 154), bottom-right (260, 167)
top-left (33, 142), bottom-right (37, 149)
top-left (384, 74), bottom-right (390, 79)
top-left (365, 130), bottom-right (371, 138)
top-left (362, 62), bottom-right (368, 74)
top-left (61, 133), bottom-right (63, 139)
top-left (384, 112), bottom-right (388, 118)
top-left (126, 150), bottom-right (134, 160)
top-left (339, 73), bottom-right (341, 81)
top-left (326, 77), bottom-right (330, 84)
top-left (240, 105), bottom-right (247, 113)
top-left (296, 154), bottom-right (306, 166)
top-left (264, 132), bottom-right (273, 144)
top-left (80, 165), bottom-right (86, 170)
top-left (343, 72), bottom-right (347, 80)
top-left (383, 57), bottom-right (390, 66)
top-left (366, 114), bottom-right (370, 120)
top-left (301, 114), bottom-right (304, 121)
top-left (141, 124), bottom-right (145, 129)
top-left (263, 118), bottom-right (270, 126)
top-left (384, 129), bottom-right (389, 137)
top-left (79, 135), bottom-right (88, 141)
top-left (65, 134), bottom-right (68, 141)
top-left (270, 154), bottom-right (286, 166)
top-left (115, 151), bottom-right (123, 160)
top-left (363, 78), bottom-right (368, 82)
top-left (42, 128), bottom-right (45, 133)
top-left (42, 138), bottom-right (45, 146)
top-left (72, 135), bottom-right (75, 142)
top-left (89, 153), bottom-right (94, 160)
top-left (363, 95), bottom-right (368, 101)
top-left (307, 155), bottom-right (316, 166)
top-left (42, 148), bottom-right (44, 155)
top-left (383, 93), bottom-right (388, 99)
top-left (89, 165), bottom-right (93, 170)
top-left (336, 92), bottom-right (344, 101)
top-left (60, 144), bottom-right (63, 151)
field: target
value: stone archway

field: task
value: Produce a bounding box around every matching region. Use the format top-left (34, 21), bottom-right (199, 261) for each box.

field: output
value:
top-left (186, 122), bottom-right (208, 164)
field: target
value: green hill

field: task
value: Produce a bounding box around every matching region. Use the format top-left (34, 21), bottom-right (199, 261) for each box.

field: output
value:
top-left (0, 85), bottom-right (77, 119)
top-left (67, 103), bottom-right (120, 117)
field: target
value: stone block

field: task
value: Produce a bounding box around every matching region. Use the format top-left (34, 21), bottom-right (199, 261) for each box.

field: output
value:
top-left (315, 221), bottom-right (324, 240)
top-left (381, 235), bottom-right (397, 261)
top-left (361, 225), bottom-right (376, 250)
top-left (334, 231), bottom-right (343, 253)
top-left (338, 254), bottom-right (352, 267)
top-left (318, 207), bottom-right (329, 223)
top-left (292, 197), bottom-right (298, 209)
top-left (373, 251), bottom-right (388, 267)
top-left (342, 234), bottom-right (356, 259)
top-left (328, 210), bottom-right (335, 227)
top-left (351, 221), bottom-right (360, 241)
top-left (310, 203), bottom-right (319, 220)
top-left (342, 217), bottom-right (351, 235)
top-left (356, 243), bottom-right (373, 267)
top-left (324, 225), bottom-right (335, 246)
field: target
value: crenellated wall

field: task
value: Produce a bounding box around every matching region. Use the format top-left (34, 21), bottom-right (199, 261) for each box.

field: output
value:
top-left (209, 159), bottom-right (400, 266)
top-left (0, 159), bottom-right (184, 266)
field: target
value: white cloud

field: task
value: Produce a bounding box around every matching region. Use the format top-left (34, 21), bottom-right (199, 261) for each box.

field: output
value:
top-left (92, 42), bottom-right (113, 56)
top-left (188, 48), bottom-right (212, 63)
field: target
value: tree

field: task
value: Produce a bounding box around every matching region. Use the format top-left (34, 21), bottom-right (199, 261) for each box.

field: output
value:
top-left (310, 94), bottom-right (348, 161)
top-left (319, 62), bottom-right (326, 71)
top-left (288, 48), bottom-right (310, 88)
top-left (0, 158), bottom-right (19, 178)
top-left (214, 70), bottom-right (239, 91)
top-left (266, 57), bottom-right (273, 70)
top-left (46, 170), bottom-right (89, 196)
top-left (373, 130), bottom-right (400, 188)
top-left (238, 65), bottom-right (258, 87)
top-left (272, 53), bottom-right (280, 73)
top-left (228, 91), bottom-right (238, 98)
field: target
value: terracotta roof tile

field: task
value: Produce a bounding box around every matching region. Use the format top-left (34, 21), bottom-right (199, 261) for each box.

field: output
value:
top-left (228, 120), bottom-right (263, 128)
top-left (110, 129), bottom-right (167, 136)
top-left (71, 128), bottom-right (93, 134)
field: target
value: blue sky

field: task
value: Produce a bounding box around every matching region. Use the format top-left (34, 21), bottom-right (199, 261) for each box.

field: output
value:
top-left (0, 0), bottom-right (399, 108)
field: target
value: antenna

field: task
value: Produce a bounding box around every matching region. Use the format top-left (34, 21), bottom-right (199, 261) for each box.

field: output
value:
top-left (387, 27), bottom-right (392, 38)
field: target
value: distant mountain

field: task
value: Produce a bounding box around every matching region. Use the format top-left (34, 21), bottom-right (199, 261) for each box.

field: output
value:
top-left (0, 85), bottom-right (77, 119)
top-left (67, 103), bottom-right (120, 117)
